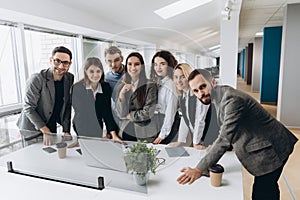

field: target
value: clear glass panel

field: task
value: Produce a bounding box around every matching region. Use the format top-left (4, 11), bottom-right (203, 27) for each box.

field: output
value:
top-left (81, 39), bottom-right (109, 76)
top-left (0, 25), bottom-right (19, 106)
top-left (24, 30), bottom-right (77, 75)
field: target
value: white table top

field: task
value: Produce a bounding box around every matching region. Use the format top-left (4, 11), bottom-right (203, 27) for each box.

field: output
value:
top-left (0, 142), bottom-right (243, 200)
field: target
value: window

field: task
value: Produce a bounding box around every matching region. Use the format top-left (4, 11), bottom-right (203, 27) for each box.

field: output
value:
top-left (24, 30), bottom-right (77, 75)
top-left (0, 25), bottom-right (19, 106)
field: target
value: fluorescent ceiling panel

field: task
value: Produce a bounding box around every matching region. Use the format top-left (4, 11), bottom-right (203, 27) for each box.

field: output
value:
top-left (154, 0), bottom-right (213, 19)
top-left (209, 44), bottom-right (220, 50)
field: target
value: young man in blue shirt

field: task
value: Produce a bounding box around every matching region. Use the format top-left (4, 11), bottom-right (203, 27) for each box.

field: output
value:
top-left (104, 46), bottom-right (125, 100)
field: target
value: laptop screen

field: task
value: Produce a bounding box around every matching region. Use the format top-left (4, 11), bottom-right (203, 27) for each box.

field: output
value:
top-left (78, 137), bottom-right (128, 172)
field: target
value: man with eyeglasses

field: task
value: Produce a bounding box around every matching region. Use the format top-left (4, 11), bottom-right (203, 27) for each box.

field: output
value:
top-left (104, 46), bottom-right (125, 99)
top-left (17, 46), bottom-right (74, 146)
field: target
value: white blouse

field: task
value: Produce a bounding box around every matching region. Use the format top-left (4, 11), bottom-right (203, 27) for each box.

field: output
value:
top-left (177, 90), bottom-right (209, 145)
top-left (155, 76), bottom-right (178, 139)
top-left (85, 83), bottom-right (103, 99)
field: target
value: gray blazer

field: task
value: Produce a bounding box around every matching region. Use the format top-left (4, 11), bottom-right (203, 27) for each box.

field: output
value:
top-left (17, 68), bottom-right (74, 133)
top-left (114, 80), bottom-right (158, 139)
top-left (196, 85), bottom-right (298, 176)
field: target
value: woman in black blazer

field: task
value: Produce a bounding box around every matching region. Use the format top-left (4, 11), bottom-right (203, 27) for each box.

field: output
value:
top-left (72, 57), bottom-right (121, 142)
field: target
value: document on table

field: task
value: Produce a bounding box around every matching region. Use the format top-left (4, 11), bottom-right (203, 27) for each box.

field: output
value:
top-left (165, 146), bottom-right (190, 157)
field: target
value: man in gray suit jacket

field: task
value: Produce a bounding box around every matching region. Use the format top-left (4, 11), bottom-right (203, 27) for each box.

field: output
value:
top-left (17, 46), bottom-right (74, 146)
top-left (177, 69), bottom-right (298, 200)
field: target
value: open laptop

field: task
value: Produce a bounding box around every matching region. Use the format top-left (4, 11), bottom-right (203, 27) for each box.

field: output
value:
top-left (78, 136), bottom-right (130, 172)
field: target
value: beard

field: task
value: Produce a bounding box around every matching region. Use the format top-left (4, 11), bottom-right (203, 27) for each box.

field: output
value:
top-left (198, 94), bottom-right (211, 105)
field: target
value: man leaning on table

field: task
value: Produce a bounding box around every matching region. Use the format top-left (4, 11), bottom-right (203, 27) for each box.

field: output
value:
top-left (17, 46), bottom-right (74, 146)
top-left (177, 69), bottom-right (298, 200)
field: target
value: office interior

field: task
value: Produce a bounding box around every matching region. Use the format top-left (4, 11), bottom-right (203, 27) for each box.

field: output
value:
top-left (0, 0), bottom-right (299, 199)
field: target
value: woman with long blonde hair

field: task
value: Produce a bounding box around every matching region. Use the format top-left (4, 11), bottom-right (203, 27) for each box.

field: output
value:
top-left (170, 63), bottom-right (211, 149)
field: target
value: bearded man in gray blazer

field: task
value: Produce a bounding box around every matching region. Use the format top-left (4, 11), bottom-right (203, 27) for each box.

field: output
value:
top-left (17, 46), bottom-right (74, 146)
top-left (177, 69), bottom-right (298, 200)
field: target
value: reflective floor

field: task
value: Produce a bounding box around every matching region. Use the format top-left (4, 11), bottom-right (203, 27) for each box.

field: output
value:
top-left (237, 76), bottom-right (300, 200)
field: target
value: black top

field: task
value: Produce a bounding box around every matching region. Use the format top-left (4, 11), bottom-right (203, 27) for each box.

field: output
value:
top-left (72, 81), bottom-right (118, 137)
top-left (47, 78), bottom-right (64, 133)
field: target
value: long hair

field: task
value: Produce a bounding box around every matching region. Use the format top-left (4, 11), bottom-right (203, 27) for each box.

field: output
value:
top-left (150, 50), bottom-right (178, 81)
top-left (174, 63), bottom-right (193, 96)
top-left (83, 57), bottom-right (104, 87)
top-left (123, 52), bottom-right (147, 108)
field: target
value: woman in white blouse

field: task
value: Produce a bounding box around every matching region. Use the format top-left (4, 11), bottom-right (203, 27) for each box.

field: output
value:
top-left (169, 63), bottom-right (210, 149)
top-left (150, 50), bottom-right (180, 144)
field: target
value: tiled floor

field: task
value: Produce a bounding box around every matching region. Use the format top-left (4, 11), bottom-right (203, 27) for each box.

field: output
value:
top-left (237, 77), bottom-right (300, 200)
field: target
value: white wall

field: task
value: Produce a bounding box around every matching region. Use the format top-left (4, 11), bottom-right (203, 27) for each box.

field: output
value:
top-left (219, 0), bottom-right (241, 88)
top-left (277, 3), bottom-right (300, 127)
top-left (251, 37), bottom-right (262, 92)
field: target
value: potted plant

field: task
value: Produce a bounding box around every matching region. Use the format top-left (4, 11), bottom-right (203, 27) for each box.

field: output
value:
top-left (124, 140), bottom-right (157, 185)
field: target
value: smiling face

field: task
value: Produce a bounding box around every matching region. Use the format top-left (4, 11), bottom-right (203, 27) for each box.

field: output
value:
top-left (127, 56), bottom-right (142, 81)
top-left (85, 65), bottom-right (103, 85)
top-left (154, 56), bottom-right (168, 77)
top-left (50, 52), bottom-right (71, 76)
top-left (189, 74), bottom-right (214, 105)
top-left (173, 68), bottom-right (189, 92)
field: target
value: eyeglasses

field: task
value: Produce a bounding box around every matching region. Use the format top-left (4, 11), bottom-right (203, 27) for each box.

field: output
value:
top-left (53, 58), bottom-right (71, 67)
top-left (106, 57), bottom-right (121, 64)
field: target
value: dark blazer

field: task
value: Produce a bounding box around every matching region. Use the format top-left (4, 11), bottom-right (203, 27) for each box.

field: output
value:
top-left (114, 80), bottom-right (158, 139)
top-left (179, 92), bottom-right (219, 146)
top-left (71, 80), bottom-right (118, 137)
top-left (196, 85), bottom-right (298, 176)
top-left (17, 68), bottom-right (74, 133)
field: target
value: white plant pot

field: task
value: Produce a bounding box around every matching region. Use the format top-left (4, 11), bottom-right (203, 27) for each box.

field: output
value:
top-left (133, 172), bottom-right (149, 186)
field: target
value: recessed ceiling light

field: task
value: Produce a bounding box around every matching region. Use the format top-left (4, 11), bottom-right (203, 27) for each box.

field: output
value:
top-left (154, 0), bottom-right (213, 19)
top-left (255, 32), bottom-right (263, 36)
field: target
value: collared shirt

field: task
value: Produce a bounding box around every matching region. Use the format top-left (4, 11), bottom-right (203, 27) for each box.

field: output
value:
top-left (156, 76), bottom-right (178, 139)
top-left (86, 83), bottom-right (103, 99)
top-left (131, 79), bottom-right (139, 92)
top-left (179, 90), bottom-right (209, 144)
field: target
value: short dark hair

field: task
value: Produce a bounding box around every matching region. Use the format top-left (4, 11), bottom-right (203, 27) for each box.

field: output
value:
top-left (104, 46), bottom-right (122, 57)
top-left (52, 46), bottom-right (72, 60)
top-left (188, 68), bottom-right (213, 82)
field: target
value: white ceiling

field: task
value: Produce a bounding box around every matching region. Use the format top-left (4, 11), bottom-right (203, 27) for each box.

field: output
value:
top-left (1, 0), bottom-right (300, 56)
top-left (48, 0), bottom-right (225, 54)
top-left (239, 0), bottom-right (300, 51)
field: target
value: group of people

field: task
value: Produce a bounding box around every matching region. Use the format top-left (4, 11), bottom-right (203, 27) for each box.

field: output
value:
top-left (17, 46), bottom-right (212, 147)
top-left (17, 46), bottom-right (297, 200)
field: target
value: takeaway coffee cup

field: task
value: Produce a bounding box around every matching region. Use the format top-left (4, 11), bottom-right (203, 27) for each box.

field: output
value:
top-left (208, 164), bottom-right (224, 187)
top-left (56, 142), bottom-right (67, 159)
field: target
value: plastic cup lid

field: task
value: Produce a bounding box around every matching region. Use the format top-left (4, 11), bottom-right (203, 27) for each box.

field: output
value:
top-left (56, 142), bottom-right (67, 148)
top-left (208, 164), bottom-right (224, 173)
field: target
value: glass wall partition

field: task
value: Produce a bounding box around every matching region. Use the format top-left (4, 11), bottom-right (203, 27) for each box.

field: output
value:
top-left (0, 24), bottom-right (20, 107)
